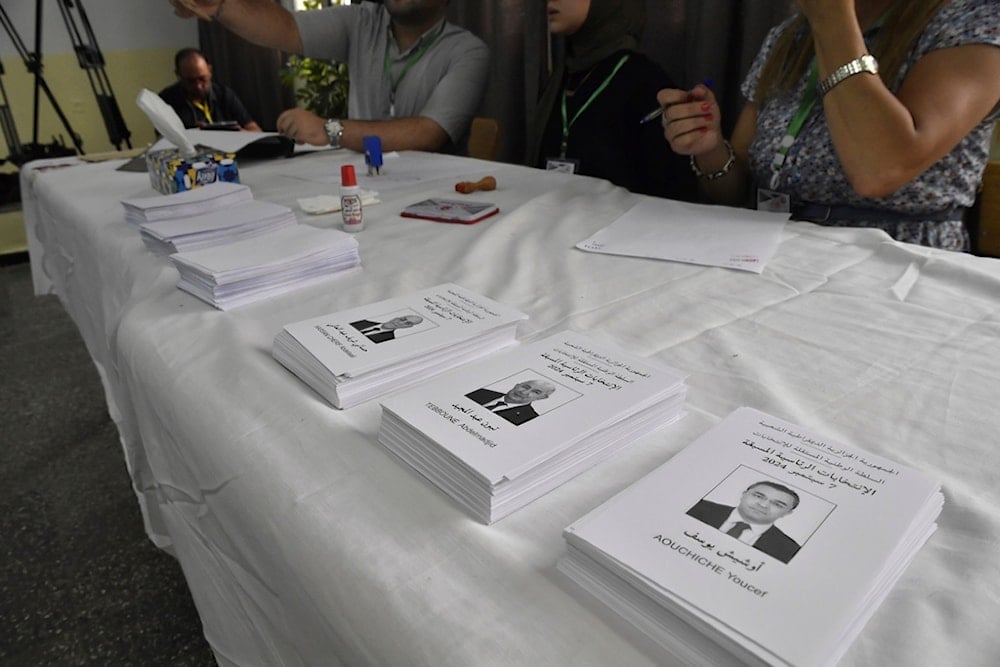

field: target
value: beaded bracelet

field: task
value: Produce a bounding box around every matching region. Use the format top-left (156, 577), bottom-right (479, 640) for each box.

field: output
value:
top-left (690, 139), bottom-right (735, 181)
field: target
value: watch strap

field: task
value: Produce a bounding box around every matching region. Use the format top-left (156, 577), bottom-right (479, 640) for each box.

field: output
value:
top-left (817, 54), bottom-right (879, 97)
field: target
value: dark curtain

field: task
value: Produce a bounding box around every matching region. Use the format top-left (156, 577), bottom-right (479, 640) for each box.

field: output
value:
top-left (198, 2), bottom-right (295, 132)
top-left (447, 1), bottom-right (546, 164)
top-left (452, 0), bottom-right (794, 164)
top-left (641, 1), bottom-right (795, 137)
top-left (201, 0), bottom-right (794, 157)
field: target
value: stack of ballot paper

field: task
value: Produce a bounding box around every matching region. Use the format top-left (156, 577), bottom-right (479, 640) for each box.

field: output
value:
top-left (378, 331), bottom-right (688, 524)
top-left (170, 224), bottom-right (360, 310)
top-left (139, 199), bottom-right (298, 255)
top-left (558, 407), bottom-right (943, 667)
top-left (121, 181), bottom-right (253, 228)
top-left (273, 284), bottom-right (527, 409)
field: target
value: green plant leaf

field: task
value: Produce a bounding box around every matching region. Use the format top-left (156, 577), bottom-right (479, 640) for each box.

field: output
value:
top-left (280, 0), bottom-right (350, 118)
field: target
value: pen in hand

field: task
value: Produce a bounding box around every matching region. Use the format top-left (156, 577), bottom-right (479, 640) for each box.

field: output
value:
top-left (639, 107), bottom-right (664, 125)
top-left (639, 78), bottom-right (714, 125)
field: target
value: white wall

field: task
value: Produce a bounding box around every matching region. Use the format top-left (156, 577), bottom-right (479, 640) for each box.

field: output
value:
top-left (0, 3), bottom-right (199, 156)
top-left (0, 1), bottom-right (196, 58)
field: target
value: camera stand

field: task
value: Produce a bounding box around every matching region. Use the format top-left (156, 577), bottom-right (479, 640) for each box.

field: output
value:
top-left (0, 0), bottom-right (133, 165)
top-left (56, 0), bottom-right (131, 151)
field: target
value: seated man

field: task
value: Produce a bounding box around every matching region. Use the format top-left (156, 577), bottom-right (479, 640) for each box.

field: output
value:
top-left (159, 47), bottom-right (262, 131)
top-left (170, 0), bottom-right (489, 153)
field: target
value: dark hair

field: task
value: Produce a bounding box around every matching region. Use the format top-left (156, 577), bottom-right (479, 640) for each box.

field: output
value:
top-left (746, 481), bottom-right (800, 509)
top-left (174, 47), bottom-right (206, 72)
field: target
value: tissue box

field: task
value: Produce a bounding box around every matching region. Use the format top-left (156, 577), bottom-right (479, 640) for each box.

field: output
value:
top-left (146, 147), bottom-right (240, 194)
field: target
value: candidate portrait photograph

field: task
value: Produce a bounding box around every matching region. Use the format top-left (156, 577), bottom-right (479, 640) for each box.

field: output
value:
top-left (684, 466), bottom-right (837, 565)
top-left (349, 312), bottom-right (425, 344)
top-left (463, 368), bottom-right (578, 426)
top-left (687, 479), bottom-right (801, 563)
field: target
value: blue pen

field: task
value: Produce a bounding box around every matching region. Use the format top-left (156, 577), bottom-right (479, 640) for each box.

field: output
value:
top-left (639, 78), bottom-right (714, 125)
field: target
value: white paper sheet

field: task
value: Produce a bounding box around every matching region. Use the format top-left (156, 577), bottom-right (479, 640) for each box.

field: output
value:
top-left (577, 198), bottom-right (788, 273)
top-left (150, 130), bottom-right (285, 155)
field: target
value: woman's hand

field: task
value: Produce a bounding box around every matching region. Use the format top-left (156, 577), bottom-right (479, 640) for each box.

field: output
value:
top-left (657, 83), bottom-right (722, 158)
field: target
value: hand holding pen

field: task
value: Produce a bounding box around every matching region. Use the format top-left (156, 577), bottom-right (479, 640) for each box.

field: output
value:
top-left (640, 78), bottom-right (714, 125)
top-left (651, 81), bottom-right (723, 158)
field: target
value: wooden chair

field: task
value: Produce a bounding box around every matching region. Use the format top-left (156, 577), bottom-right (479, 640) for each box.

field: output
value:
top-left (977, 160), bottom-right (1000, 257)
top-left (467, 117), bottom-right (500, 161)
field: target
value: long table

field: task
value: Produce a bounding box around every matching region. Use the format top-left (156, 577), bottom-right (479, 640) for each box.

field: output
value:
top-left (23, 150), bottom-right (1000, 666)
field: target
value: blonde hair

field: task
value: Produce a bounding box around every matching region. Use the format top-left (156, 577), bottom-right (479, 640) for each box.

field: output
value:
top-left (755, 1), bottom-right (945, 102)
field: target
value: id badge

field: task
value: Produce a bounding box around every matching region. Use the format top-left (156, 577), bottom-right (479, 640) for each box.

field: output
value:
top-left (757, 188), bottom-right (790, 213)
top-left (545, 157), bottom-right (579, 174)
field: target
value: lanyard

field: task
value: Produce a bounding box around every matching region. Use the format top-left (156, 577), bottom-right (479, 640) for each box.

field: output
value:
top-left (769, 62), bottom-right (818, 189)
top-left (384, 19), bottom-right (447, 117)
top-left (559, 54), bottom-right (630, 158)
top-left (769, 10), bottom-right (891, 189)
top-left (192, 99), bottom-right (213, 124)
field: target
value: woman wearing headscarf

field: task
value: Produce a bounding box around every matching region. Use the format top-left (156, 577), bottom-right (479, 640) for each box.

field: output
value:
top-left (527, 0), bottom-right (695, 200)
top-left (658, 0), bottom-right (1000, 250)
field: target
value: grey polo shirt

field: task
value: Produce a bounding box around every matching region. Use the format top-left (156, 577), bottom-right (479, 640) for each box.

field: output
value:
top-left (295, 3), bottom-right (489, 143)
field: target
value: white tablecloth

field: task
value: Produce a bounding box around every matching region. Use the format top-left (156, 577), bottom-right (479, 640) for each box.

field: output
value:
top-left (22, 150), bottom-right (1000, 666)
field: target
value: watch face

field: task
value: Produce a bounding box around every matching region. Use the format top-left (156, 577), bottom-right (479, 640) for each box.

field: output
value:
top-left (325, 119), bottom-right (343, 147)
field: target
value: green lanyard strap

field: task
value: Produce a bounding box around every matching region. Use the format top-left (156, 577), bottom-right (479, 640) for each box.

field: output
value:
top-left (769, 62), bottom-right (819, 189)
top-left (559, 54), bottom-right (631, 158)
top-left (384, 20), bottom-right (447, 117)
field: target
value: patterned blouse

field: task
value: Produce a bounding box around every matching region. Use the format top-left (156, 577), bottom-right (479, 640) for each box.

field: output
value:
top-left (741, 0), bottom-right (1000, 250)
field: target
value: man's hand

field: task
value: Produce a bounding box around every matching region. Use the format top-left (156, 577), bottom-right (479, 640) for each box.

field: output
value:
top-left (276, 108), bottom-right (329, 146)
top-left (171, 0), bottom-right (221, 21)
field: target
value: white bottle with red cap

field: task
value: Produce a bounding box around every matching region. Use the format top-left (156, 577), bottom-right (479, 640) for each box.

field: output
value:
top-left (340, 164), bottom-right (364, 232)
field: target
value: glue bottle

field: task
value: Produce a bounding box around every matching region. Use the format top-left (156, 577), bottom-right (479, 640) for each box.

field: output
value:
top-left (340, 164), bottom-right (364, 232)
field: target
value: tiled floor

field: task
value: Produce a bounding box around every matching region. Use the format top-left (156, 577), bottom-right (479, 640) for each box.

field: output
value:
top-left (0, 260), bottom-right (216, 666)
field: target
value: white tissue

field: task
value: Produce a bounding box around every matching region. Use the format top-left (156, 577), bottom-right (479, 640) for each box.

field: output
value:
top-left (298, 190), bottom-right (381, 214)
top-left (136, 88), bottom-right (197, 157)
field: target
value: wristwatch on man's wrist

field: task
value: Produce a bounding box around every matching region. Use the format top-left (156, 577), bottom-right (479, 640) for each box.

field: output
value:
top-left (324, 118), bottom-right (344, 149)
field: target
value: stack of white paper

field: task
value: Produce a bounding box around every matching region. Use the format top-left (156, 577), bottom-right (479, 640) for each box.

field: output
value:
top-left (273, 284), bottom-right (528, 409)
top-left (170, 224), bottom-right (361, 310)
top-left (121, 181), bottom-right (253, 228)
top-left (139, 199), bottom-right (297, 255)
top-left (378, 331), bottom-right (688, 524)
top-left (559, 407), bottom-right (943, 667)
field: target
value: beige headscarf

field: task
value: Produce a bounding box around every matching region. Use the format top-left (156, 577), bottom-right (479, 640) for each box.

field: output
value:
top-left (526, 0), bottom-right (646, 165)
